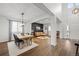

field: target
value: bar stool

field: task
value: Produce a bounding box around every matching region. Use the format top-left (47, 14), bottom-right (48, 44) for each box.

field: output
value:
top-left (75, 43), bottom-right (79, 56)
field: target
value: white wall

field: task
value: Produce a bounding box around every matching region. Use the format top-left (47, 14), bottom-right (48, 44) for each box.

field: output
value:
top-left (69, 14), bottom-right (79, 40)
top-left (0, 16), bottom-right (9, 42)
top-left (43, 24), bottom-right (48, 34)
top-left (62, 4), bottom-right (79, 40)
top-left (59, 23), bottom-right (67, 38)
top-left (44, 3), bottom-right (63, 23)
top-left (50, 16), bottom-right (57, 46)
top-left (24, 22), bottom-right (31, 34)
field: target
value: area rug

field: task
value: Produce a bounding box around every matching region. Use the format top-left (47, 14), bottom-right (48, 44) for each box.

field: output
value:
top-left (7, 41), bottom-right (38, 56)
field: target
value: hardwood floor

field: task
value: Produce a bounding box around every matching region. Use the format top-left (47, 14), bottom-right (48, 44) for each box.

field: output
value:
top-left (19, 38), bottom-right (76, 56)
top-left (0, 42), bottom-right (9, 56)
top-left (0, 36), bottom-right (77, 56)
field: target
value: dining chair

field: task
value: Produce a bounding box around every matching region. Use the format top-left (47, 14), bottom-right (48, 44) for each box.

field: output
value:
top-left (13, 34), bottom-right (24, 48)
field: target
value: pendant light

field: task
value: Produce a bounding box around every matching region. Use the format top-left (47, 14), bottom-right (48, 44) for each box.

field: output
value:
top-left (21, 12), bottom-right (24, 35)
top-left (21, 12), bottom-right (24, 26)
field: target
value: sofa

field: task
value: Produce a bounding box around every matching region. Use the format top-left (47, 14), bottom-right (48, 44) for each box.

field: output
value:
top-left (34, 32), bottom-right (47, 37)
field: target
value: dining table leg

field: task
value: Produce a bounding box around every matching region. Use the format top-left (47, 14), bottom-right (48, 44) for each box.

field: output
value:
top-left (28, 37), bottom-right (32, 46)
top-left (24, 38), bottom-right (29, 46)
top-left (29, 38), bottom-right (32, 45)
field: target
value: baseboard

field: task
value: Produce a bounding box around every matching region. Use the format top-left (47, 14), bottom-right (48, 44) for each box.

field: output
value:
top-left (60, 38), bottom-right (71, 40)
top-left (0, 40), bottom-right (14, 43)
top-left (51, 42), bottom-right (57, 47)
top-left (0, 41), bottom-right (8, 43)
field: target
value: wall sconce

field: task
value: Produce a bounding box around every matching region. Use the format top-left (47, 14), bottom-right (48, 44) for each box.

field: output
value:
top-left (72, 8), bottom-right (79, 14)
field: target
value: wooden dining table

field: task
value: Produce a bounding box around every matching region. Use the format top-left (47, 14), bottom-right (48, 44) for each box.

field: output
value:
top-left (17, 34), bottom-right (34, 46)
top-left (18, 35), bottom-right (33, 39)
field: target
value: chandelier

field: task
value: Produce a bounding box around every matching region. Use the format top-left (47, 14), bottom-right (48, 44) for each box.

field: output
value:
top-left (21, 12), bottom-right (24, 26)
top-left (21, 12), bottom-right (25, 35)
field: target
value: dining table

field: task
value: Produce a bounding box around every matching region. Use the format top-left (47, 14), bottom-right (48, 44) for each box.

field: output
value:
top-left (17, 34), bottom-right (34, 46)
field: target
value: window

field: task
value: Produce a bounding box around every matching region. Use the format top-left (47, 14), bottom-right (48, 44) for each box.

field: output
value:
top-left (75, 3), bottom-right (79, 7)
top-left (12, 21), bottom-right (23, 33)
top-left (67, 3), bottom-right (79, 8)
top-left (67, 3), bottom-right (74, 8)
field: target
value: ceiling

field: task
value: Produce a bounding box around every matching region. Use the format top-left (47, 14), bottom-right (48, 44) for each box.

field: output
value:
top-left (33, 3), bottom-right (62, 25)
top-left (43, 3), bottom-right (63, 23)
top-left (35, 17), bottom-right (61, 25)
top-left (0, 3), bottom-right (64, 23)
top-left (35, 18), bottom-right (50, 24)
top-left (0, 3), bottom-right (48, 22)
